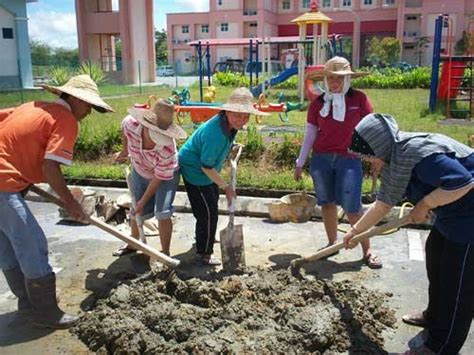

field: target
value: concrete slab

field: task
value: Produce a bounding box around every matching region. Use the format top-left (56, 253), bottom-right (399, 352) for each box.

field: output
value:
top-left (0, 200), bottom-right (472, 354)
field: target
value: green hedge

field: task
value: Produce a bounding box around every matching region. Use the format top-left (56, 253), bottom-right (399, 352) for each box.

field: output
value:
top-left (214, 67), bottom-right (432, 90)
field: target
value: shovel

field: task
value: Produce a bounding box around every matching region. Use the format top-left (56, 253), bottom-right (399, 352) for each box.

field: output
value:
top-left (220, 145), bottom-right (245, 271)
top-left (30, 185), bottom-right (180, 268)
top-left (290, 215), bottom-right (412, 270)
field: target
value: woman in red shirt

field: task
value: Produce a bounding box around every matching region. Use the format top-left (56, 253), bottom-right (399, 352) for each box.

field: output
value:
top-left (294, 56), bottom-right (382, 269)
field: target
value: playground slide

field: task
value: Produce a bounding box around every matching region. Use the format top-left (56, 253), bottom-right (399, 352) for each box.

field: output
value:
top-left (250, 66), bottom-right (298, 97)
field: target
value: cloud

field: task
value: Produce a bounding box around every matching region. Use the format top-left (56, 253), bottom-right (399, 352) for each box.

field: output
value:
top-left (28, 11), bottom-right (78, 49)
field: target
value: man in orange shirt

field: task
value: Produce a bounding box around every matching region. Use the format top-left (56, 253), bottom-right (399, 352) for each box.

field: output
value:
top-left (0, 75), bottom-right (114, 329)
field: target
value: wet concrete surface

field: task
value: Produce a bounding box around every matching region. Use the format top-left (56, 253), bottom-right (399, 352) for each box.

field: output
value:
top-left (0, 201), bottom-right (473, 354)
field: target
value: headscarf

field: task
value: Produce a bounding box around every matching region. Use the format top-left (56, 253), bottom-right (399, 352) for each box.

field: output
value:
top-left (319, 75), bottom-right (351, 122)
top-left (350, 113), bottom-right (474, 206)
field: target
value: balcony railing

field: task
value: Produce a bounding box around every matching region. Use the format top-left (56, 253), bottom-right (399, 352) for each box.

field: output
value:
top-left (171, 39), bottom-right (192, 45)
top-left (405, 0), bottom-right (423, 8)
top-left (243, 9), bottom-right (258, 16)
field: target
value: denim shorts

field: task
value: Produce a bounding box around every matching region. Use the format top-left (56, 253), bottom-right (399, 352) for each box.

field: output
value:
top-left (309, 153), bottom-right (363, 214)
top-left (130, 167), bottom-right (180, 220)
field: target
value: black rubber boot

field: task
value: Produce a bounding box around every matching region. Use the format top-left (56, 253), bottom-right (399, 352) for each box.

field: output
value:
top-left (2, 266), bottom-right (32, 312)
top-left (25, 273), bottom-right (79, 329)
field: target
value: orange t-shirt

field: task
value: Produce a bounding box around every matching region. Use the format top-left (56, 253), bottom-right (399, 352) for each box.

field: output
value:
top-left (0, 107), bottom-right (15, 123)
top-left (0, 101), bottom-right (78, 192)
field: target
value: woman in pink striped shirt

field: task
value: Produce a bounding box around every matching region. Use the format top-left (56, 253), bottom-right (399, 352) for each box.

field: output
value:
top-left (113, 99), bottom-right (187, 257)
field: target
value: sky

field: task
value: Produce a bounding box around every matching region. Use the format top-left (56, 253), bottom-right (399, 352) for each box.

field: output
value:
top-left (26, 0), bottom-right (209, 49)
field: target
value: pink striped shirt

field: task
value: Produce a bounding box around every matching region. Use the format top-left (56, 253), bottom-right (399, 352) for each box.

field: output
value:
top-left (122, 115), bottom-right (178, 180)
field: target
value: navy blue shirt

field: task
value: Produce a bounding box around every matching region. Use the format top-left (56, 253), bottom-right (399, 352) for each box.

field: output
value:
top-left (406, 153), bottom-right (474, 245)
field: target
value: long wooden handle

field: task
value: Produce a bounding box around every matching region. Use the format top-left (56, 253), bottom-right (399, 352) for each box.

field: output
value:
top-left (30, 185), bottom-right (180, 268)
top-left (291, 215), bottom-right (412, 268)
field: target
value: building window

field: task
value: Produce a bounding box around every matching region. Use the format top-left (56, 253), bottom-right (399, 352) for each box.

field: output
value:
top-left (322, 0), bottom-right (331, 7)
top-left (201, 25), bottom-right (209, 33)
top-left (406, 16), bottom-right (418, 20)
top-left (302, 0), bottom-right (310, 8)
top-left (217, 0), bottom-right (223, 6)
top-left (384, 0), bottom-right (395, 5)
top-left (363, 0), bottom-right (373, 5)
top-left (282, 0), bottom-right (290, 10)
top-left (220, 23), bottom-right (229, 32)
top-left (2, 28), bottom-right (13, 39)
top-left (342, 0), bottom-right (352, 6)
top-left (249, 22), bottom-right (257, 27)
top-left (182, 25), bottom-right (189, 34)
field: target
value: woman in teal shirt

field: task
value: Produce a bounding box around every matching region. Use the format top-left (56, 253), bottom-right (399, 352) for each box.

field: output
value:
top-left (179, 88), bottom-right (268, 266)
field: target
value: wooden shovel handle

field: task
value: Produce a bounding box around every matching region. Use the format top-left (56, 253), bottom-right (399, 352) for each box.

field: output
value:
top-left (291, 215), bottom-right (412, 268)
top-left (30, 185), bottom-right (180, 268)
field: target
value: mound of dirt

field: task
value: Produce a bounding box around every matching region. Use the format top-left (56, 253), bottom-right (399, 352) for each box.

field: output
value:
top-left (72, 267), bottom-right (396, 353)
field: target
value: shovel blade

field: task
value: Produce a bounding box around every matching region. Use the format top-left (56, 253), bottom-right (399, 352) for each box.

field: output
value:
top-left (220, 223), bottom-right (245, 271)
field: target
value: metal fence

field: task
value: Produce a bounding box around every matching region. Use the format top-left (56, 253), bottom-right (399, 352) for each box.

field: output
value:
top-left (0, 57), bottom-right (201, 108)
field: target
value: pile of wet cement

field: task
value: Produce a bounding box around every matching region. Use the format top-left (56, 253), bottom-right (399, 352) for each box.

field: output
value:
top-left (72, 267), bottom-right (396, 353)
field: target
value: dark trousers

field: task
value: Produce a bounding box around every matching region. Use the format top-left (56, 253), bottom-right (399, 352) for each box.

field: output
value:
top-left (183, 179), bottom-right (219, 255)
top-left (424, 227), bottom-right (474, 354)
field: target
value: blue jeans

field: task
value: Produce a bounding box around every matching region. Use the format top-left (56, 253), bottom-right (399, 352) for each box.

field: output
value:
top-left (0, 192), bottom-right (52, 279)
top-left (130, 167), bottom-right (180, 220)
top-left (310, 153), bottom-right (363, 214)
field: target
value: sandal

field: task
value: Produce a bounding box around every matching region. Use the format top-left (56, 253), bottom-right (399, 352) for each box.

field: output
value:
top-left (402, 311), bottom-right (430, 328)
top-left (112, 245), bottom-right (137, 257)
top-left (198, 254), bottom-right (221, 266)
top-left (363, 253), bottom-right (383, 269)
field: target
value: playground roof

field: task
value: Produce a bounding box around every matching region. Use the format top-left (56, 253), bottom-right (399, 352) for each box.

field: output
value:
top-left (188, 36), bottom-right (317, 47)
top-left (291, 11), bottom-right (333, 25)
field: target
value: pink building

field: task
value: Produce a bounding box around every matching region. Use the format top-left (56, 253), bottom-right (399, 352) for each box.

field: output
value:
top-left (167, 0), bottom-right (474, 73)
top-left (75, 0), bottom-right (156, 84)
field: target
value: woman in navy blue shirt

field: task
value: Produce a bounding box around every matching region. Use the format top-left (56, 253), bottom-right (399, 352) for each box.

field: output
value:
top-left (343, 113), bottom-right (474, 355)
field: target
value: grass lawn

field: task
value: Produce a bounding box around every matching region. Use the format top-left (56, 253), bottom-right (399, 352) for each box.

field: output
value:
top-left (2, 85), bottom-right (474, 191)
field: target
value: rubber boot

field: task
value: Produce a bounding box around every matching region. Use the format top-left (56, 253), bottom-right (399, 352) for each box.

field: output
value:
top-left (2, 266), bottom-right (32, 312)
top-left (25, 273), bottom-right (79, 329)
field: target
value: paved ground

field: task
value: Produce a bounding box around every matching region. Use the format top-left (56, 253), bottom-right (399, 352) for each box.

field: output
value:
top-left (154, 75), bottom-right (200, 88)
top-left (0, 200), bottom-right (473, 354)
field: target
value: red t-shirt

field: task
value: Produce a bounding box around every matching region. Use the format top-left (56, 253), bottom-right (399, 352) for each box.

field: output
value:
top-left (307, 89), bottom-right (373, 156)
top-left (0, 101), bottom-right (78, 192)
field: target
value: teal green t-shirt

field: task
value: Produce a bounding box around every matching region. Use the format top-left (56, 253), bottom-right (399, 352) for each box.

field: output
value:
top-left (179, 113), bottom-right (235, 186)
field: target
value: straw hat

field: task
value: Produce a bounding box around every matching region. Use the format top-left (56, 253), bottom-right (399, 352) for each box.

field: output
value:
top-left (305, 56), bottom-right (368, 81)
top-left (41, 74), bottom-right (114, 113)
top-left (221, 87), bottom-right (270, 116)
top-left (128, 99), bottom-right (187, 142)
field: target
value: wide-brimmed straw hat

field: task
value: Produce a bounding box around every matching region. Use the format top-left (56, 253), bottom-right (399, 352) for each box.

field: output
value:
top-left (306, 56), bottom-right (369, 81)
top-left (41, 74), bottom-right (114, 113)
top-left (128, 99), bottom-right (187, 142)
top-left (221, 87), bottom-right (270, 116)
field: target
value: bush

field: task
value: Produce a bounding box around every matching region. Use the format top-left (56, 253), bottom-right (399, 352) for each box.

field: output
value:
top-left (352, 67), bottom-right (431, 89)
top-left (48, 66), bottom-right (72, 86)
top-left (273, 75), bottom-right (298, 90)
top-left (241, 124), bottom-right (265, 160)
top-left (213, 72), bottom-right (249, 87)
top-left (75, 123), bottom-right (122, 160)
top-left (77, 61), bottom-right (107, 85)
top-left (270, 134), bottom-right (303, 167)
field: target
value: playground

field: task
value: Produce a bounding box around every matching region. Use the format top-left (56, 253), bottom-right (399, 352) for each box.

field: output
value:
top-left (1, 2), bottom-right (474, 354)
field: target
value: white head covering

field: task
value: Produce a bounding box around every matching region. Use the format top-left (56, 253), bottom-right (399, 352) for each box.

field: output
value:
top-left (319, 75), bottom-right (351, 122)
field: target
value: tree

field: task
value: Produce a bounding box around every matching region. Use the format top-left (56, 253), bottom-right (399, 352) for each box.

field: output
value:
top-left (367, 37), bottom-right (401, 66)
top-left (155, 29), bottom-right (168, 64)
top-left (30, 40), bottom-right (53, 65)
top-left (54, 47), bottom-right (80, 67)
top-left (414, 36), bottom-right (430, 66)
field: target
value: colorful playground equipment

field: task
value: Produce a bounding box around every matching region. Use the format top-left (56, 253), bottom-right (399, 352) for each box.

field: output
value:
top-left (430, 15), bottom-right (474, 120)
top-left (291, 1), bottom-right (332, 103)
top-left (189, 0), bottom-right (337, 105)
